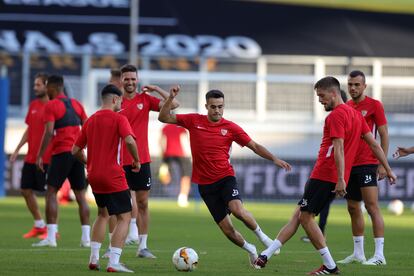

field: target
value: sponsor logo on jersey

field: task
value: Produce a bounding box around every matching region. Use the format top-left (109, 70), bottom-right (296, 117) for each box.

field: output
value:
top-left (221, 129), bottom-right (228, 136)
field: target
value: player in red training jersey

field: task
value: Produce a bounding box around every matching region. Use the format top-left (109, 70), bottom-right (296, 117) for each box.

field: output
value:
top-left (160, 123), bottom-right (191, 207)
top-left (338, 70), bottom-right (391, 266)
top-left (10, 72), bottom-right (52, 239)
top-left (253, 77), bottom-right (396, 275)
top-left (119, 64), bottom-right (180, 258)
top-left (159, 85), bottom-right (292, 267)
top-left (72, 84), bottom-right (140, 273)
top-left (33, 75), bottom-right (90, 248)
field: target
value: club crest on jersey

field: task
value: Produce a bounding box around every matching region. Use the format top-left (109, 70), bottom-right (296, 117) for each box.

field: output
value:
top-left (361, 110), bottom-right (368, 116)
top-left (137, 103), bottom-right (144, 110)
top-left (221, 129), bottom-right (228, 136)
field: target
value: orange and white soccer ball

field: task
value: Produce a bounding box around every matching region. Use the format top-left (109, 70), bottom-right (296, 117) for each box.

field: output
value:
top-left (172, 247), bottom-right (199, 271)
top-left (387, 199), bottom-right (404, 216)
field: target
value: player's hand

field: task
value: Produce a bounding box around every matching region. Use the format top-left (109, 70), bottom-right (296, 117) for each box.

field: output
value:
top-left (36, 156), bottom-right (44, 173)
top-left (377, 164), bottom-right (387, 180)
top-left (393, 147), bottom-right (409, 159)
top-left (131, 160), bottom-right (141, 173)
top-left (9, 152), bottom-right (18, 163)
top-left (386, 170), bottom-right (397, 185)
top-left (274, 158), bottom-right (292, 171)
top-left (141, 85), bottom-right (159, 94)
top-left (169, 85), bottom-right (180, 98)
top-left (333, 179), bottom-right (347, 198)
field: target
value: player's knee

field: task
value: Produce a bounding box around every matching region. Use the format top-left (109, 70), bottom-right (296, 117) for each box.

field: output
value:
top-left (365, 203), bottom-right (380, 216)
top-left (347, 203), bottom-right (360, 215)
top-left (20, 189), bottom-right (31, 197)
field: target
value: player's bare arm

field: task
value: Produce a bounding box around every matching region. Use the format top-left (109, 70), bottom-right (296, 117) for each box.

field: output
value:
top-left (124, 135), bottom-right (141, 173)
top-left (158, 85), bottom-right (180, 124)
top-left (393, 146), bottom-right (414, 159)
top-left (142, 84), bottom-right (180, 110)
top-left (246, 140), bottom-right (291, 171)
top-left (10, 128), bottom-right (28, 163)
top-left (363, 132), bottom-right (397, 184)
top-left (377, 124), bottom-right (389, 180)
top-left (71, 145), bottom-right (87, 165)
top-left (36, 121), bottom-right (54, 172)
top-left (332, 138), bottom-right (346, 197)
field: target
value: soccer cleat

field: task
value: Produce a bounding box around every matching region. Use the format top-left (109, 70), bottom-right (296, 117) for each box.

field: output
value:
top-left (307, 265), bottom-right (339, 275)
top-left (253, 254), bottom-right (267, 269)
top-left (337, 254), bottom-right (366, 264)
top-left (137, 248), bottom-right (157, 259)
top-left (107, 263), bottom-right (134, 273)
top-left (124, 236), bottom-right (139, 246)
top-left (362, 256), bottom-right (386, 266)
top-left (301, 236), bottom-right (311, 243)
top-left (80, 240), bottom-right (91, 247)
top-left (32, 238), bottom-right (57, 247)
top-left (101, 248), bottom-right (111, 259)
top-left (89, 261), bottom-right (100, 271)
top-left (23, 226), bottom-right (47, 238)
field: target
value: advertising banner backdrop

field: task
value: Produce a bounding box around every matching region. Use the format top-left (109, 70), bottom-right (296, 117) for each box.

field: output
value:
top-left (6, 156), bottom-right (414, 201)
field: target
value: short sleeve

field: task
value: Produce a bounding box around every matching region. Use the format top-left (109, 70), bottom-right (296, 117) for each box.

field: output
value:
top-left (176, 114), bottom-right (194, 129)
top-left (74, 122), bottom-right (88, 149)
top-left (231, 123), bottom-right (251, 147)
top-left (43, 102), bottom-right (56, 123)
top-left (148, 94), bottom-right (161, 112)
top-left (25, 104), bottom-right (31, 125)
top-left (72, 99), bottom-right (88, 123)
top-left (374, 101), bottom-right (387, 127)
top-left (118, 115), bottom-right (135, 139)
top-left (327, 111), bottom-right (345, 139)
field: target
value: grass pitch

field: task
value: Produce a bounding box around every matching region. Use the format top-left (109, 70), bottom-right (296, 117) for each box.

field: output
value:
top-left (0, 197), bottom-right (413, 275)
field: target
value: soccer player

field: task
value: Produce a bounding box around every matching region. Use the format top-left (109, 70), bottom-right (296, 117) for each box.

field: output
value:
top-left (72, 84), bottom-right (140, 273)
top-left (158, 86), bottom-right (291, 267)
top-left (102, 68), bottom-right (139, 258)
top-left (160, 123), bottom-right (192, 207)
top-left (253, 77), bottom-right (396, 275)
top-left (119, 64), bottom-right (180, 258)
top-left (337, 70), bottom-right (390, 266)
top-left (9, 72), bottom-right (52, 238)
top-left (300, 89), bottom-right (348, 243)
top-left (33, 75), bottom-right (90, 247)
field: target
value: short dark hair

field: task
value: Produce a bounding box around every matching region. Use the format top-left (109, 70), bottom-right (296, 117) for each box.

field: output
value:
top-left (314, 76), bottom-right (340, 92)
top-left (340, 89), bottom-right (348, 102)
top-left (110, 68), bottom-right (121, 79)
top-left (120, 64), bottom-right (137, 74)
top-left (34, 72), bottom-right (48, 84)
top-left (349, 70), bottom-right (366, 82)
top-left (47, 75), bottom-right (64, 90)
top-left (205, 89), bottom-right (224, 101)
top-left (101, 84), bottom-right (122, 98)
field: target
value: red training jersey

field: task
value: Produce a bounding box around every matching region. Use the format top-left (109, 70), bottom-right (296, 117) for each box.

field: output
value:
top-left (161, 124), bottom-right (187, 158)
top-left (346, 96), bottom-right (387, 166)
top-left (310, 104), bottom-right (370, 184)
top-left (43, 94), bottom-right (87, 155)
top-left (120, 92), bottom-right (160, 165)
top-left (176, 113), bottom-right (251, 185)
top-left (75, 109), bottom-right (135, 194)
top-left (24, 99), bottom-right (52, 164)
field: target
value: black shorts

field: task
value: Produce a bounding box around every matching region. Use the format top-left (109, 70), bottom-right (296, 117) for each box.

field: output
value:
top-left (21, 162), bottom-right (49, 191)
top-left (346, 165), bottom-right (378, 201)
top-left (163, 157), bottom-right (191, 177)
top-left (198, 176), bottom-right (241, 223)
top-left (124, 163), bottom-right (152, 191)
top-left (47, 152), bottom-right (86, 190)
top-left (93, 189), bottom-right (132, 216)
top-left (298, 179), bottom-right (336, 216)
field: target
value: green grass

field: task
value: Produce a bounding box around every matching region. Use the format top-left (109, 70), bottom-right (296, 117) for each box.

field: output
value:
top-left (0, 197), bottom-right (413, 275)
